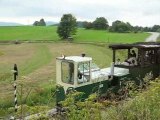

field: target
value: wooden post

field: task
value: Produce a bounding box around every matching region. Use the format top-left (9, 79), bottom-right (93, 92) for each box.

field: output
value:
top-left (140, 50), bottom-right (145, 66)
top-left (113, 49), bottom-right (116, 62)
top-left (128, 49), bottom-right (131, 59)
top-left (13, 64), bottom-right (18, 113)
top-left (154, 49), bottom-right (157, 64)
top-left (137, 49), bottom-right (141, 66)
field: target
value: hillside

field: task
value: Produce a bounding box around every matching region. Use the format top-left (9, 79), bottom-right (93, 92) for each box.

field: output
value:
top-left (0, 26), bottom-right (150, 43)
top-left (0, 22), bottom-right (24, 26)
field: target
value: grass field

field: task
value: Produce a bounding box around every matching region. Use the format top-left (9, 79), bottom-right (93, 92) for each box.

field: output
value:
top-left (0, 26), bottom-right (59, 41)
top-left (75, 29), bottom-right (150, 43)
top-left (0, 26), bottom-right (152, 117)
top-left (0, 26), bottom-right (150, 43)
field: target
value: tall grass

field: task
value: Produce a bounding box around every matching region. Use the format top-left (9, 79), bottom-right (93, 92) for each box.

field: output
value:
top-left (0, 44), bottom-right (53, 117)
top-left (0, 78), bottom-right (55, 117)
top-left (103, 80), bottom-right (160, 120)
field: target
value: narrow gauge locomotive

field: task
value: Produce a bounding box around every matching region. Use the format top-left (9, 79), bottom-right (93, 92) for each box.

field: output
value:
top-left (55, 42), bottom-right (160, 104)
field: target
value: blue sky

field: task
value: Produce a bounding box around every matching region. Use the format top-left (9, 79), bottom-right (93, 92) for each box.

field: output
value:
top-left (0, 0), bottom-right (160, 26)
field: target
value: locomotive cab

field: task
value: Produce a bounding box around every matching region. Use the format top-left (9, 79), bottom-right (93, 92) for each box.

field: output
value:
top-left (56, 56), bottom-right (95, 102)
top-left (56, 56), bottom-right (92, 93)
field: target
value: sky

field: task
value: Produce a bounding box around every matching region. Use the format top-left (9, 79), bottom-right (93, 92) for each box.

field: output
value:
top-left (0, 0), bottom-right (160, 27)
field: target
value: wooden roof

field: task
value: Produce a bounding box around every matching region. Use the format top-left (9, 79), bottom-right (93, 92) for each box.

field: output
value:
top-left (109, 42), bottom-right (160, 50)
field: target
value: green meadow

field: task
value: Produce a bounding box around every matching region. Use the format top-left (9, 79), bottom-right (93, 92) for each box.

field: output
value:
top-left (0, 26), bottom-right (58, 41)
top-left (76, 29), bottom-right (150, 43)
top-left (0, 26), bottom-right (150, 43)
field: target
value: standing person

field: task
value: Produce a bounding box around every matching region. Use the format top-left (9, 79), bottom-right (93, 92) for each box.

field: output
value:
top-left (69, 63), bottom-right (74, 83)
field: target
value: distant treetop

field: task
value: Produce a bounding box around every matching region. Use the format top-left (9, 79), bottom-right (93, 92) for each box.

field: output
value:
top-left (83, 17), bottom-right (109, 30)
top-left (93, 17), bottom-right (109, 30)
top-left (109, 20), bottom-right (132, 33)
top-left (33, 18), bottom-right (46, 26)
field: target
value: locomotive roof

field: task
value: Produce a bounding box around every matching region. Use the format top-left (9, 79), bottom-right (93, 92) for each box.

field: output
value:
top-left (109, 42), bottom-right (160, 49)
top-left (56, 56), bottom-right (92, 62)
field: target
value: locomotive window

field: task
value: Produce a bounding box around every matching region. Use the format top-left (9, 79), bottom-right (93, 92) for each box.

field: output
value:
top-left (61, 61), bottom-right (74, 84)
top-left (90, 62), bottom-right (100, 71)
top-left (77, 62), bottom-right (90, 84)
top-left (141, 50), bottom-right (157, 66)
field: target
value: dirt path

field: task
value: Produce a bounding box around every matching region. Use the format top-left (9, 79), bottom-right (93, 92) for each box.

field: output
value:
top-left (145, 32), bottom-right (160, 42)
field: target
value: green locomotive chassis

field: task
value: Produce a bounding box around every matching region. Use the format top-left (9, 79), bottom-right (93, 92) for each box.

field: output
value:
top-left (56, 63), bottom-right (159, 104)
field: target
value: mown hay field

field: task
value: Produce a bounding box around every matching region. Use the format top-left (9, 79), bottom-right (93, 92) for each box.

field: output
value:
top-left (0, 42), bottom-right (117, 116)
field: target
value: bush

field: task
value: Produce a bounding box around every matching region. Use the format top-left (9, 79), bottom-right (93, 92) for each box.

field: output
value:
top-left (103, 79), bottom-right (160, 120)
top-left (59, 92), bottom-right (103, 120)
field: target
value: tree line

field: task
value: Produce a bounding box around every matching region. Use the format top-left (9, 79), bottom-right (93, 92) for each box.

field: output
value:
top-left (32, 15), bottom-right (160, 39)
top-left (57, 14), bottom-right (160, 39)
top-left (82, 20), bottom-right (160, 33)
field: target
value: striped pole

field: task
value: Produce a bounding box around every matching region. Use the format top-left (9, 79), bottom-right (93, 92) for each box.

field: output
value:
top-left (13, 64), bottom-right (18, 112)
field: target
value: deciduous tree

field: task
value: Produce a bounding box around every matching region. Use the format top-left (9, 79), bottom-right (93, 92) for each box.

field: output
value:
top-left (92, 17), bottom-right (109, 30)
top-left (109, 20), bottom-right (132, 33)
top-left (39, 18), bottom-right (46, 26)
top-left (57, 14), bottom-right (77, 39)
top-left (151, 25), bottom-right (160, 32)
top-left (83, 21), bottom-right (93, 29)
top-left (33, 18), bottom-right (46, 26)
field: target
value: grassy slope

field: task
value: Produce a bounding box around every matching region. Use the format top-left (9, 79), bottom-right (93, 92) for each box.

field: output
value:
top-left (0, 26), bottom-right (150, 43)
top-left (103, 80), bottom-right (160, 120)
top-left (75, 29), bottom-right (150, 43)
top-left (0, 26), bottom-right (59, 41)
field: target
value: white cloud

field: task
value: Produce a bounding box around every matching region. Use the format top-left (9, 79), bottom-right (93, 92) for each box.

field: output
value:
top-left (0, 0), bottom-right (159, 26)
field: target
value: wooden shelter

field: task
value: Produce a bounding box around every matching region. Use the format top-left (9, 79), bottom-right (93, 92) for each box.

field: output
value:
top-left (109, 42), bottom-right (160, 80)
top-left (109, 42), bottom-right (160, 67)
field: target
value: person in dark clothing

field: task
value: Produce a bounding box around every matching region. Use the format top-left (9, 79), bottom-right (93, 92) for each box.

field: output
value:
top-left (69, 63), bottom-right (74, 83)
top-left (131, 50), bottom-right (136, 58)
